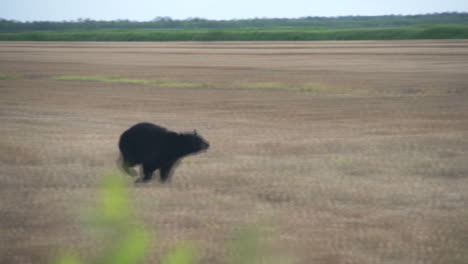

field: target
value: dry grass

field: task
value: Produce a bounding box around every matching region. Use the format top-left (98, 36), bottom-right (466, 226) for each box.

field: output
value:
top-left (53, 75), bottom-right (208, 89)
top-left (0, 72), bottom-right (22, 80)
top-left (1, 41), bottom-right (468, 264)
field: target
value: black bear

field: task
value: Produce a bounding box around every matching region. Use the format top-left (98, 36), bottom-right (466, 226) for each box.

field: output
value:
top-left (118, 122), bottom-right (209, 183)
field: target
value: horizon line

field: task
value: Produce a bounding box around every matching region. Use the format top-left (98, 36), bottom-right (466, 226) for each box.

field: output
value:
top-left (1, 11), bottom-right (467, 23)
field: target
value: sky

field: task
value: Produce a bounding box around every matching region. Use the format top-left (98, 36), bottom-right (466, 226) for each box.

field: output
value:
top-left (1, 0), bottom-right (468, 21)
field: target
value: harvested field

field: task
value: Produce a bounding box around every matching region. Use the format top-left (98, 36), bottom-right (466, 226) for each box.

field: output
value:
top-left (1, 40), bottom-right (468, 264)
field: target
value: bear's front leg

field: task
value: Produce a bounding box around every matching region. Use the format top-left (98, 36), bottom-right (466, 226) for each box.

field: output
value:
top-left (160, 160), bottom-right (180, 183)
top-left (140, 162), bottom-right (159, 182)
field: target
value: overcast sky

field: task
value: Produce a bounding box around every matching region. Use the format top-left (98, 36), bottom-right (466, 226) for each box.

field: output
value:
top-left (2, 0), bottom-right (468, 21)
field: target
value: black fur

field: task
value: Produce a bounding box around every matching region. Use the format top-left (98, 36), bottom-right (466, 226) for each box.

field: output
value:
top-left (118, 122), bottom-right (209, 183)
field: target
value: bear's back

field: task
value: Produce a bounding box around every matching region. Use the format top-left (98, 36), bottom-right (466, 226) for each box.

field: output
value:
top-left (119, 122), bottom-right (171, 163)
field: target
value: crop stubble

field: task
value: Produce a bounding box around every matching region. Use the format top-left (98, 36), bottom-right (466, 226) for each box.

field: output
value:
top-left (1, 41), bottom-right (468, 264)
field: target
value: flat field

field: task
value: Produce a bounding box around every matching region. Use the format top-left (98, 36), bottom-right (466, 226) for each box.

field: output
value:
top-left (1, 41), bottom-right (468, 264)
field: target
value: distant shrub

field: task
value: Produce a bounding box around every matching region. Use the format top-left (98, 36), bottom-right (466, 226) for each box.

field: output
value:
top-left (2, 25), bottom-right (468, 41)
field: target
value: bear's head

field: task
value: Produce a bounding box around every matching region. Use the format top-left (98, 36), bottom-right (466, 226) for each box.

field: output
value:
top-left (180, 130), bottom-right (210, 155)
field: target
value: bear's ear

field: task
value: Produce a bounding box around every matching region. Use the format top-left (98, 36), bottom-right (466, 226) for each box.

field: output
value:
top-left (193, 129), bottom-right (198, 135)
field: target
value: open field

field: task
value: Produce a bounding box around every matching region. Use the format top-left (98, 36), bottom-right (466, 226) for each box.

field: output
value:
top-left (1, 40), bottom-right (468, 264)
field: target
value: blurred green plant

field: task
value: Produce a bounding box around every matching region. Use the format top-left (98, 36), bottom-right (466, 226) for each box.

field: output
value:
top-left (53, 171), bottom-right (285, 264)
top-left (229, 227), bottom-right (263, 264)
top-left (161, 244), bottom-right (197, 264)
top-left (229, 225), bottom-right (292, 264)
top-left (54, 171), bottom-right (150, 264)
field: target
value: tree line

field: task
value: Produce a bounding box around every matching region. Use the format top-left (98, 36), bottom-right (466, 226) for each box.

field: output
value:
top-left (1, 12), bottom-right (467, 33)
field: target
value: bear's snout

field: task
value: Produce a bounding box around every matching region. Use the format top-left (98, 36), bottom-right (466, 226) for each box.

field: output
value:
top-left (202, 141), bottom-right (210, 150)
